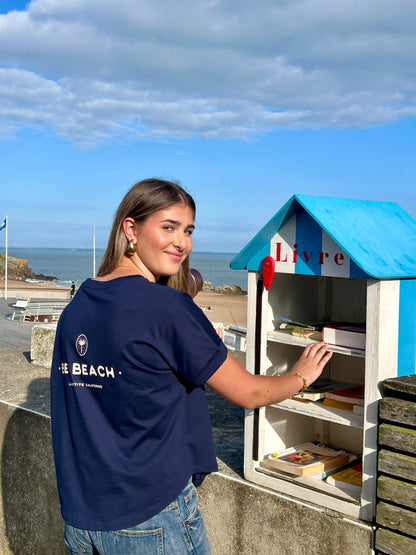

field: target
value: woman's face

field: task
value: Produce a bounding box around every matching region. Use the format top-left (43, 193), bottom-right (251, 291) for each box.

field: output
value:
top-left (133, 202), bottom-right (195, 281)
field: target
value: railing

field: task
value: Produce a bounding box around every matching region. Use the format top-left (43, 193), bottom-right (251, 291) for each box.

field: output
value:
top-left (8, 299), bottom-right (68, 323)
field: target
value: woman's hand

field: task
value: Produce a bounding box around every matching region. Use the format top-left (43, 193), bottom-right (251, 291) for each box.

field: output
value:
top-left (289, 342), bottom-right (332, 388)
top-left (207, 343), bottom-right (332, 409)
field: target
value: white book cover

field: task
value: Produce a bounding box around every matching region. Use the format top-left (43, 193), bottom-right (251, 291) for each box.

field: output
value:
top-left (322, 325), bottom-right (366, 350)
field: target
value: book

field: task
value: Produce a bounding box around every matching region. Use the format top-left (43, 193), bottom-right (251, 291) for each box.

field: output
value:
top-left (227, 325), bottom-right (247, 336)
top-left (266, 442), bottom-right (350, 477)
top-left (353, 404), bottom-right (364, 415)
top-left (290, 327), bottom-right (322, 341)
top-left (325, 384), bottom-right (365, 406)
top-left (276, 316), bottom-right (322, 340)
top-left (326, 463), bottom-right (363, 494)
top-left (308, 454), bottom-right (362, 480)
top-left (322, 324), bottom-right (366, 350)
top-left (277, 316), bottom-right (319, 330)
top-left (292, 378), bottom-right (352, 402)
top-left (277, 316), bottom-right (357, 332)
top-left (323, 397), bottom-right (354, 411)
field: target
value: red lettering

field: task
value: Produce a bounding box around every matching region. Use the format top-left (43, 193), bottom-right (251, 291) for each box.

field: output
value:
top-left (275, 242), bottom-right (346, 268)
top-left (302, 251), bottom-right (313, 263)
top-left (334, 253), bottom-right (344, 266)
top-left (276, 243), bottom-right (288, 262)
top-left (319, 252), bottom-right (329, 265)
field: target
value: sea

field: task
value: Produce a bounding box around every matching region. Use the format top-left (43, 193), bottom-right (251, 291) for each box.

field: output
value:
top-left (1, 247), bottom-right (248, 291)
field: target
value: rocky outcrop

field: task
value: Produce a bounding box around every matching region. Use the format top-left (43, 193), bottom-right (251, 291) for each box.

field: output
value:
top-left (202, 281), bottom-right (246, 295)
top-left (0, 255), bottom-right (56, 281)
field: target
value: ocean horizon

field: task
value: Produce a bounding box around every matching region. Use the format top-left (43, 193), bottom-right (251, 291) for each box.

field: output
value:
top-left (1, 247), bottom-right (248, 291)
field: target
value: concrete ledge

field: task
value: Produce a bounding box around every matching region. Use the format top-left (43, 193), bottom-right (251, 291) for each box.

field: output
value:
top-left (0, 350), bottom-right (64, 554)
top-left (0, 403), bottom-right (64, 554)
top-left (199, 473), bottom-right (373, 555)
top-left (1, 286), bottom-right (70, 300)
top-left (0, 350), bottom-right (374, 554)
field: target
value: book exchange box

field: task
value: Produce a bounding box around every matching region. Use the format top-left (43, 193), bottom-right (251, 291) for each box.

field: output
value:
top-left (231, 194), bottom-right (416, 522)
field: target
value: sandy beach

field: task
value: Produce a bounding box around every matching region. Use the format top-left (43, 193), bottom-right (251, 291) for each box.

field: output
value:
top-left (0, 278), bottom-right (65, 291)
top-left (194, 290), bottom-right (247, 328)
top-left (0, 279), bottom-right (247, 351)
top-left (1, 278), bottom-right (247, 327)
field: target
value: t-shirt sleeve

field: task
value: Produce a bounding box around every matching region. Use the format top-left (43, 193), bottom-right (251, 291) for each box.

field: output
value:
top-left (153, 290), bottom-right (228, 386)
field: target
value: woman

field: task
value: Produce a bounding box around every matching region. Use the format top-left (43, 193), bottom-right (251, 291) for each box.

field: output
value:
top-left (51, 178), bottom-right (331, 554)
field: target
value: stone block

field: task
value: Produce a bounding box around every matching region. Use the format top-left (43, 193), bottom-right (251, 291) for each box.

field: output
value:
top-left (378, 475), bottom-right (416, 510)
top-left (30, 324), bottom-right (57, 368)
top-left (379, 396), bottom-right (416, 427)
top-left (378, 449), bottom-right (416, 483)
top-left (375, 527), bottom-right (416, 555)
top-left (378, 422), bottom-right (416, 455)
top-left (377, 501), bottom-right (416, 538)
top-left (382, 375), bottom-right (416, 399)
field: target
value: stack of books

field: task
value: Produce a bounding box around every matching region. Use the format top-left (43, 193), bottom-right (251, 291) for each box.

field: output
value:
top-left (325, 462), bottom-right (363, 494)
top-left (265, 441), bottom-right (354, 477)
top-left (292, 378), bottom-right (352, 402)
top-left (323, 385), bottom-right (365, 414)
top-left (289, 377), bottom-right (365, 415)
top-left (276, 316), bottom-right (366, 351)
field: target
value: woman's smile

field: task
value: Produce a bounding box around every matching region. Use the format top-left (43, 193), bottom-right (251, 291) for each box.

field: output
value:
top-left (133, 203), bottom-right (195, 281)
top-left (165, 251), bottom-right (183, 261)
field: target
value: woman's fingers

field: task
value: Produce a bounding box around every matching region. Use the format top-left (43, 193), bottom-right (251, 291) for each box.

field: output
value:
top-left (302, 341), bottom-right (330, 360)
top-left (293, 342), bottom-right (333, 385)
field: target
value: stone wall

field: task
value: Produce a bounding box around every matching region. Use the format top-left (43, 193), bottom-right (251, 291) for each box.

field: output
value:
top-left (0, 403), bottom-right (64, 554)
top-left (0, 350), bottom-right (64, 554)
top-left (0, 345), bottom-right (374, 554)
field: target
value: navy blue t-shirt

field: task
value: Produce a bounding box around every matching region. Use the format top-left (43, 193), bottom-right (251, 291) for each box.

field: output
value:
top-left (50, 276), bottom-right (228, 531)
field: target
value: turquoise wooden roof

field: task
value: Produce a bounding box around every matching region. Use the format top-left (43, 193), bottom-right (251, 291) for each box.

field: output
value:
top-left (230, 194), bottom-right (416, 279)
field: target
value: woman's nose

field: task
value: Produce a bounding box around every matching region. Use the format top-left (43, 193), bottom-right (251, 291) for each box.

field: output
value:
top-left (173, 231), bottom-right (186, 250)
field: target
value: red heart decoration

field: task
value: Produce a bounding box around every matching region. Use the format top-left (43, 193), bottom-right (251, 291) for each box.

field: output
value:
top-left (262, 256), bottom-right (275, 290)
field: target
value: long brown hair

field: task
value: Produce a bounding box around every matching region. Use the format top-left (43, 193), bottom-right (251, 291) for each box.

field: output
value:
top-left (97, 178), bottom-right (196, 294)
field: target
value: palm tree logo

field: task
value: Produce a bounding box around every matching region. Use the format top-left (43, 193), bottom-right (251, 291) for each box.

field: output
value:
top-left (76, 334), bottom-right (88, 356)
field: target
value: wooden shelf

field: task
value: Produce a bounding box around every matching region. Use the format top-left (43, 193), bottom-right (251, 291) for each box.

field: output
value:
top-left (267, 329), bottom-right (366, 358)
top-left (269, 398), bottom-right (364, 429)
top-left (257, 461), bottom-right (361, 504)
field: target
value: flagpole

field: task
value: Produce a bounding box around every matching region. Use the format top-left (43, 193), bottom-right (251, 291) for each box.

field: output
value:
top-left (93, 224), bottom-right (96, 277)
top-left (4, 215), bottom-right (7, 300)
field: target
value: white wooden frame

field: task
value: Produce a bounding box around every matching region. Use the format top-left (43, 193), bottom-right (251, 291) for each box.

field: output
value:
top-left (243, 272), bottom-right (399, 522)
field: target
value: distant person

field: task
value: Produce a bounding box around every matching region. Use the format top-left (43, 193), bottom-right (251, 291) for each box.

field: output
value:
top-left (70, 281), bottom-right (75, 298)
top-left (50, 178), bottom-right (332, 554)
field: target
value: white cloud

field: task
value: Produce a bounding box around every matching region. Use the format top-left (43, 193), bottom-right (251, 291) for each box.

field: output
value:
top-left (0, 0), bottom-right (415, 147)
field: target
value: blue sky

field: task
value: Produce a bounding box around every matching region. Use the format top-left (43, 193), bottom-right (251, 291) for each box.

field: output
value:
top-left (1, 1), bottom-right (415, 253)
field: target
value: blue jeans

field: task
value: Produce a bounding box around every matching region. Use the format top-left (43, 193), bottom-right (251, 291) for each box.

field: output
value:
top-left (64, 480), bottom-right (211, 554)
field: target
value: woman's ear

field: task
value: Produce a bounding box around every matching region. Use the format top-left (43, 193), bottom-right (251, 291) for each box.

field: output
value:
top-left (122, 217), bottom-right (137, 242)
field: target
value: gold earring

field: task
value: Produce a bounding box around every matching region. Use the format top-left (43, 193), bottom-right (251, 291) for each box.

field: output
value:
top-left (126, 239), bottom-right (135, 255)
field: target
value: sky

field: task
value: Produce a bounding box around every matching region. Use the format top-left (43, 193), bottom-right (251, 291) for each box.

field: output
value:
top-left (0, 0), bottom-right (415, 253)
